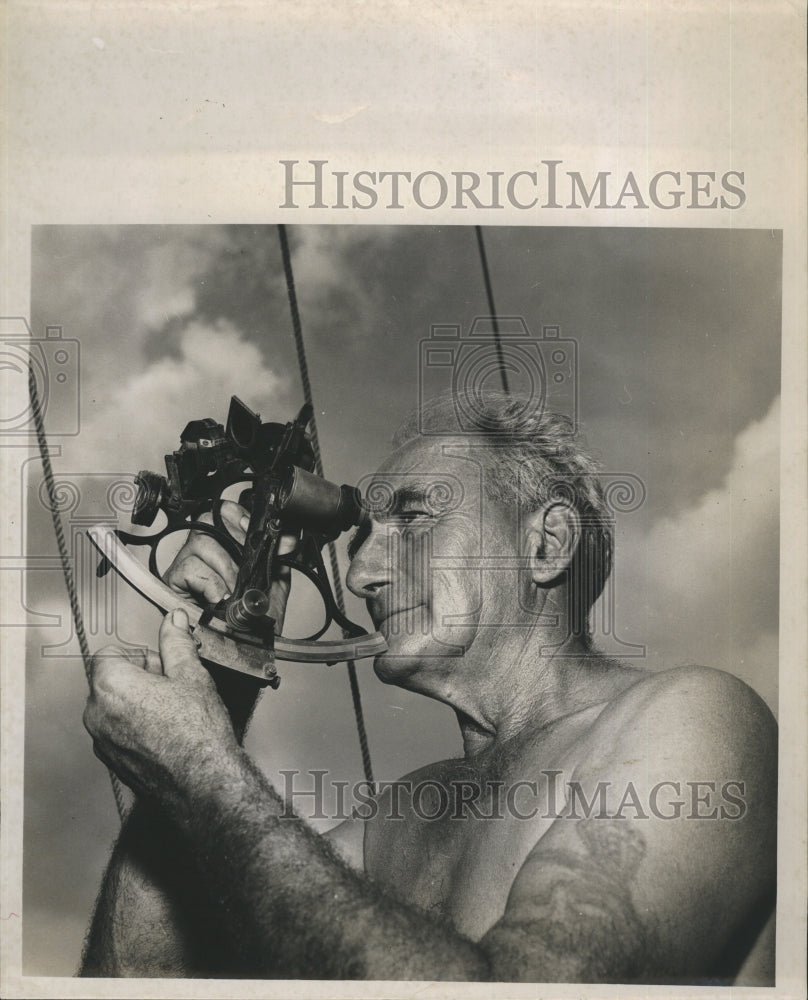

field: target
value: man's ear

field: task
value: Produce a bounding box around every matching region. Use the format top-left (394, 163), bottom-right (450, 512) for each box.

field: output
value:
top-left (524, 502), bottom-right (581, 586)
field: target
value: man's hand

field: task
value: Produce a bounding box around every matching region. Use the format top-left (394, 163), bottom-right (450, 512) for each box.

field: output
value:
top-left (163, 499), bottom-right (296, 632)
top-left (161, 498), bottom-right (298, 732)
top-left (83, 610), bottom-right (242, 808)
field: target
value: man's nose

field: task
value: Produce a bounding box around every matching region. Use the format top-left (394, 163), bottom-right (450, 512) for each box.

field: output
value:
top-left (346, 528), bottom-right (391, 599)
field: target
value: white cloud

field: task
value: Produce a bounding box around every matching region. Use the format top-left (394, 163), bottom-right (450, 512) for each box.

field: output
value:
top-left (135, 282), bottom-right (196, 330)
top-left (71, 319), bottom-right (286, 474)
top-left (641, 394), bottom-right (778, 596)
top-left (604, 395), bottom-right (780, 712)
top-left (132, 229), bottom-right (232, 332)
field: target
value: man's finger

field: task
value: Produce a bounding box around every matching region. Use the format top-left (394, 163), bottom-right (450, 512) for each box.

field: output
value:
top-left (165, 553), bottom-right (231, 605)
top-left (117, 645), bottom-right (150, 670)
top-left (159, 609), bottom-right (212, 684)
top-left (143, 650), bottom-right (164, 675)
top-left (277, 530), bottom-right (299, 557)
top-left (89, 646), bottom-right (147, 695)
top-left (219, 500), bottom-right (250, 543)
top-left (173, 536), bottom-right (239, 595)
top-left (92, 644), bottom-right (147, 669)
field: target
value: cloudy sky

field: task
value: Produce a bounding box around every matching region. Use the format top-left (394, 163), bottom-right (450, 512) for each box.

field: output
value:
top-left (22, 224), bottom-right (781, 974)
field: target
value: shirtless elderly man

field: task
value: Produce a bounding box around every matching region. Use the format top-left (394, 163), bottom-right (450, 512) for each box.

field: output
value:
top-left (81, 393), bottom-right (777, 983)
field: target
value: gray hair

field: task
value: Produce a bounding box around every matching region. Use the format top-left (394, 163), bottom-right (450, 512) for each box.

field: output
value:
top-left (393, 390), bottom-right (612, 643)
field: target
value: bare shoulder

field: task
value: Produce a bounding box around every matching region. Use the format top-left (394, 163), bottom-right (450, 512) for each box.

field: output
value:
top-left (585, 664), bottom-right (777, 776)
top-left (566, 663), bottom-right (778, 897)
top-left (370, 757), bottom-right (465, 807)
top-left (481, 666), bottom-right (778, 982)
top-left (613, 662), bottom-right (775, 715)
top-left (324, 768), bottom-right (442, 874)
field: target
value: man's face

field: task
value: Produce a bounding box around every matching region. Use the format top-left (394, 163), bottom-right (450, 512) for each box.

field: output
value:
top-left (346, 436), bottom-right (529, 703)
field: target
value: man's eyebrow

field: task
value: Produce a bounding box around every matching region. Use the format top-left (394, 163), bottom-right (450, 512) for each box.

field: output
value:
top-left (388, 485), bottom-right (431, 510)
top-left (348, 482), bottom-right (447, 556)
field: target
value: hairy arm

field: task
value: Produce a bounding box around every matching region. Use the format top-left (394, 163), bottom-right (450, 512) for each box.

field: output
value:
top-left (81, 800), bottom-right (225, 977)
top-left (166, 749), bottom-right (488, 980)
top-left (157, 665), bottom-right (777, 981)
top-left (80, 664), bottom-right (265, 978)
top-left (86, 610), bottom-right (777, 982)
top-left (81, 794), bottom-right (363, 977)
top-left (81, 501), bottom-right (287, 977)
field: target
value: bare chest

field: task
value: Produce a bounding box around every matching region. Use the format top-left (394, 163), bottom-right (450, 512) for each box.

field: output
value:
top-left (364, 739), bottom-right (587, 940)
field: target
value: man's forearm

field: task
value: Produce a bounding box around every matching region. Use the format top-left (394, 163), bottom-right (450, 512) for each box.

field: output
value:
top-left (81, 799), bottom-right (242, 977)
top-left (168, 749), bottom-right (490, 981)
top-left (82, 616), bottom-right (488, 980)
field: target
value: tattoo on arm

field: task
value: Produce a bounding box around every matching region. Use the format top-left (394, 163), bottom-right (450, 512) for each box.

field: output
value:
top-left (482, 819), bottom-right (660, 983)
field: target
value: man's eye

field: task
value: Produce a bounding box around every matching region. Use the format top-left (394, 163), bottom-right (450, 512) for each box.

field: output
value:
top-left (395, 510), bottom-right (429, 524)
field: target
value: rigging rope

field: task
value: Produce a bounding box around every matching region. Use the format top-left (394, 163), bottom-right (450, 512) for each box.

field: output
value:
top-left (277, 224), bottom-right (375, 786)
top-left (28, 363), bottom-right (128, 821)
top-left (474, 226), bottom-right (509, 394)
